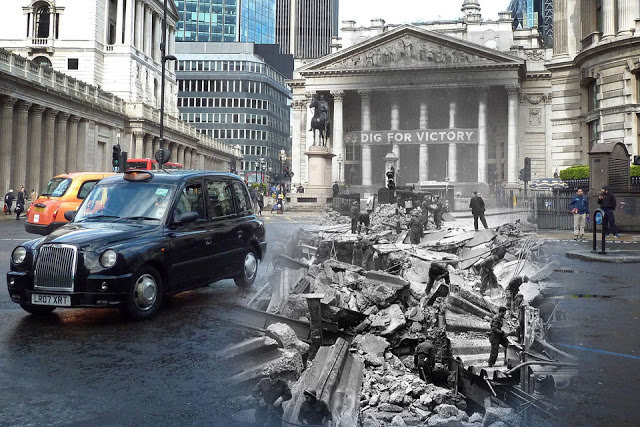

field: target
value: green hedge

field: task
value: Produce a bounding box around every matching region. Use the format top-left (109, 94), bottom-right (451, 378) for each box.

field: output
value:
top-left (559, 164), bottom-right (640, 178)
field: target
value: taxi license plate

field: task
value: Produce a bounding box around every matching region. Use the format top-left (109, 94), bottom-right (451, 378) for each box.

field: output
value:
top-left (34, 206), bottom-right (45, 212)
top-left (31, 294), bottom-right (71, 307)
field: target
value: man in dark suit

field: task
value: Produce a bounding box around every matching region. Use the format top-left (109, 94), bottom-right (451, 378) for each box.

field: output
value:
top-left (469, 191), bottom-right (488, 231)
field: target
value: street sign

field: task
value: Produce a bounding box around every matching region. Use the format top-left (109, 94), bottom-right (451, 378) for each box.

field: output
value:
top-left (594, 211), bottom-right (603, 225)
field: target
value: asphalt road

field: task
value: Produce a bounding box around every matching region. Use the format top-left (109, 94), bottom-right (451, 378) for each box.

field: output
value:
top-left (537, 238), bottom-right (640, 426)
top-left (0, 215), bottom-right (311, 427)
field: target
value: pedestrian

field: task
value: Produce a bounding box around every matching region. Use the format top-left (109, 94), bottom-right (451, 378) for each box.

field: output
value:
top-left (506, 275), bottom-right (529, 313)
top-left (597, 186), bottom-right (619, 238)
top-left (366, 193), bottom-right (376, 214)
top-left (431, 195), bottom-right (444, 230)
top-left (414, 337), bottom-right (436, 383)
top-left (426, 262), bottom-right (450, 294)
top-left (469, 191), bottom-right (489, 231)
top-left (250, 187), bottom-right (258, 211)
top-left (252, 371), bottom-right (292, 427)
top-left (15, 186), bottom-right (26, 220)
top-left (314, 241), bottom-right (331, 265)
top-left (29, 188), bottom-right (38, 208)
top-left (276, 192), bottom-right (284, 214)
top-left (4, 189), bottom-right (14, 215)
top-left (298, 389), bottom-right (333, 426)
top-left (488, 307), bottom-right (512, 367)
top-left (257, 191), bottom-right (264, 216)
top-left (569, 188), bottom-right (589, 240)
top-left (361, 237), bottom-right (375, 270)
top-left (420, 195), bottom-right (431, 228)
top-left (406, 210), bottom-right (424, 244)
top-left (297, 184), bottom-right (304, 193)
top-left (352, 235), bottom-right (364, 266)
top-left (332, 181), bottom-right (339, 197)
top-left (350, 201), bottom-right (360, 234)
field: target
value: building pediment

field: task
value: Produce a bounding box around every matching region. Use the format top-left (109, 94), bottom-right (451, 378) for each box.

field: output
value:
top-left (299, 25), bottom-right (524, 74)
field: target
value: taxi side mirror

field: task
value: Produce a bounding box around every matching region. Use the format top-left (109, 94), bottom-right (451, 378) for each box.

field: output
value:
top-left (64, 210), bottom-right (76, 222)
top-left (173, 211), bottom-right (199, 224)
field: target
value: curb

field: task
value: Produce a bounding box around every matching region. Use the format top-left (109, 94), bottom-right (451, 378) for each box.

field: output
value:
top-left (566, 250), bottom-right (640, 263)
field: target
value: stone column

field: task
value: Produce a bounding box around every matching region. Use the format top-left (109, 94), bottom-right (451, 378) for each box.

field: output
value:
top-left (13, 101), bottom-right (31, 189)
top-left (506, 87), bottom-right (519, 184)
top-left (185, 148), bottom-right (192, 169)
top-left (331, 90), bottom-right (344, 183)
top-left (67, 116), bottom-right (80, 172)
top-left (617, 0), bottom-right (636, 36)
top-left (133, 131), bottom-right (144, 159)
top-left (390, 96), bottom-right (400, 172)
top-left (144, 133), bottom-right (153, 158)
top-left (477, 89), bottom-right (488, 184)
top-left (77, 120), bottom-right (88, 171)
top-left (168, 28), bottom-right (176, 71)
top-left (104, 0), bottom-right (111, 44)
top-left (602, 0), bottom-right (616, 39)
top-left (0, 97), bottom-right (16, 191)
top-left (153, 14), bottom-right (162, 62)
top-left (28, 105), bottom-right (45, 193)
top-left (135, 0), bottom-right (143, 50)
top-left (115, 0), bottom-right (124, 44)
top-left (553, 0), bottom-right (568, 55)
top-left (291, 100), bottom-right (304, 183)
top-left (447, 99), bottom-right (457, 182)
top-left (144, 5), bottom-right (152, 57)
top-left (418, 100), bottom-right (428, 182)
top-left (360, 91), bottom-right (372, 186)
top-left (177, 145), bottom-right (185, 166)
top-left (42, 109), bottom-right (57, 190)
top-left (152, 136), bottom-right (160, 157)
top-left (55, 112), bottom-right (70, 175)
top-left (124, 0), bottom-right (135, 45)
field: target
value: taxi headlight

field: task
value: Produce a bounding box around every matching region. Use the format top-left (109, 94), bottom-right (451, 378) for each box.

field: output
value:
top-left (11, 247), bottom-right (27, 264)
top-left (100, 249), bottom-right (118, 268)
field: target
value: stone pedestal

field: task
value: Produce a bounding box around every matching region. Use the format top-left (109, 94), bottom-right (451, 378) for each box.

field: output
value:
top-left (288, 145), bottom-right (334, 210)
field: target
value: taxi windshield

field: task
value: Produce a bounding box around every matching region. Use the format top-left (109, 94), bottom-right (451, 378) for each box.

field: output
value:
top-left (74, 181), bottom-right (176, 223)
top-left (41, 178), bottom-right (71, 197)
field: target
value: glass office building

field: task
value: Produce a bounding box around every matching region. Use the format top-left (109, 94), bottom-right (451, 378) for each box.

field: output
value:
top-left (175, 0), bottom-right (275, 43)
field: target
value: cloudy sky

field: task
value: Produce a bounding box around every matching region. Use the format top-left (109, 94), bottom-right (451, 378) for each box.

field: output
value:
top-left (339, 0), bottom-right (509, 27)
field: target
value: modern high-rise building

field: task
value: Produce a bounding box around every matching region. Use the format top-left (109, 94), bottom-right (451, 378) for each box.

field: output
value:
top-left (508, 0), bottom-right (553, 46)
top-left (276, 0), bottom-right (339, 59)
top-left (175, 0), bottom-right (276, 44)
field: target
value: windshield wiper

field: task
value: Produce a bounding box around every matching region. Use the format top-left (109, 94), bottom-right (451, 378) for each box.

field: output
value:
top-left (78, 214), bottom-right (120, 222)
top-left (113, 216), bottom-right (160, 223)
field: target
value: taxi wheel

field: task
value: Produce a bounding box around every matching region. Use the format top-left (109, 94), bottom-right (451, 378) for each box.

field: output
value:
top-left (122, 266), bottom-right (163, 320)
top-left (19, 303), bottom-right (56, 316)
top-left (234, 249), bottom-right (258, 289)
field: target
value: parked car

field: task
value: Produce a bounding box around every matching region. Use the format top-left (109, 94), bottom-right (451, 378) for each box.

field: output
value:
top-left (8, 170), bottom-right (266, 320)
top-left (25, 172), bottom-right (115, 235)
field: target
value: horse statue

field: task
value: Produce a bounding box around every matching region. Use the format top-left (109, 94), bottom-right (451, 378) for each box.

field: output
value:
top-left (309, 94), bottom-right (330, 146)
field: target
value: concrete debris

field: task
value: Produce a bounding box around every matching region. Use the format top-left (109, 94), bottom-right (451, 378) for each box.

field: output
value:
top-left (233, 203), bottom-right (568, 426)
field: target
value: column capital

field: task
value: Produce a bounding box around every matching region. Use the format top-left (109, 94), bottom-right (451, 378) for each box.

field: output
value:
top-left (0, 95), bottom-right (17, 108)
top-left (15, 100), bottom-right (32, 112)
top-left (357, 90), bottom-right (371, 99)
top-left (133, 130), bottom-right (145, 139)
top-left (331, 90), bottom-right (345, 100)
top-left (292, 100), bottom-right (306, 110)
top-left (30, 104), bottom-right (46, 115)
top-left (56, 112), bottom-right (70, 122)
top-left (505, 85), bottom-right (520, 97)
top-left (69, 115), bottom-right (81, 125)
top-left (44, 108), bottom-right (58, 120)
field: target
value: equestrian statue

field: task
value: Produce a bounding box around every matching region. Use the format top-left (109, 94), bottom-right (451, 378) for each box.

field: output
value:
top-left (309, 93), bottom-right (330, 146)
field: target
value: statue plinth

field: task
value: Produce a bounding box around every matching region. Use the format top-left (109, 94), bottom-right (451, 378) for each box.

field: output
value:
top-left (305, 145), bottom-right (334, 189)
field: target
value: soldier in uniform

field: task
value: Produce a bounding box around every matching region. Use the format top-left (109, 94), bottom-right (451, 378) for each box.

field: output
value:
top-left (488, 306), bottom-right (512, 367)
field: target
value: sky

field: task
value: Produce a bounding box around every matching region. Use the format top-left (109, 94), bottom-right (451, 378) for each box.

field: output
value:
top-left (339, 0), bottom-right (509, 27)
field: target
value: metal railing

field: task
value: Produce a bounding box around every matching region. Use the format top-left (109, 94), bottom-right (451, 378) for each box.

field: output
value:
top-left (331, 193), bottom-right (360, 216)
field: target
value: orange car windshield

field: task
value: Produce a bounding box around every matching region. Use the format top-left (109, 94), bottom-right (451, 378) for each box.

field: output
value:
top-left (40, 178), bottom-right (71, 197)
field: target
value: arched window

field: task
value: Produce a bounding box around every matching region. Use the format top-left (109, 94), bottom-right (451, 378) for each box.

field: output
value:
top-left (35, 4), bottom-right (51, 39)
top-left (32, 56), bottom-right (52, 68)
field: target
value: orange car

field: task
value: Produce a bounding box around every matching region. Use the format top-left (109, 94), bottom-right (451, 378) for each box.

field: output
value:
top-left (25, 172), bottom-right (115, 235)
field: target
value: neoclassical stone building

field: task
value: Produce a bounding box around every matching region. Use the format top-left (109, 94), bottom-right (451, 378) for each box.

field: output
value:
top-left (289, 1), bottom-right (640, 195)
top-left (0, 0), bottom-right (239, 194)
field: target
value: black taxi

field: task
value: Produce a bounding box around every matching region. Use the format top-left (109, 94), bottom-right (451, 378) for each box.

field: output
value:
top-left (7, 170), bottom-right (266, 320)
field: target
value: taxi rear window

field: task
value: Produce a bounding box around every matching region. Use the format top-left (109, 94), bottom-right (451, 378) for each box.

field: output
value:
top-left (41, 178), bottom-right (71, 197)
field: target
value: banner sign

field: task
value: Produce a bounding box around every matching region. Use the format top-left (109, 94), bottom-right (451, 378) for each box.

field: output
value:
top-left (344, 129), bottom-right (478, 145)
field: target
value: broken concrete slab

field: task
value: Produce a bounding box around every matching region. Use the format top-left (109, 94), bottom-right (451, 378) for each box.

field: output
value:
top-left (265, 323), bottom-right (310, 358)
top-left (465, 229), bottom-right (497, 248)
top-left (359, 273), bottom-right (410, 309)
top-left (370, 304), bottom-right (406, 336)
top-left (353, 333), bottom-right (390, 357)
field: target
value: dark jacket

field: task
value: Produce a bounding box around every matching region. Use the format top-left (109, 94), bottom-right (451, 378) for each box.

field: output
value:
top-left (469, 195), bottom-right (485, 213)
top-left (298, 398), bottom-right (332, 425)
top-left (428, 262), bottom-right (448, 279)
top-left (489, 314), bottom-right (506, 343)
top-left (4, 192), bottom-right (14, 205)
top-left (252, 378), bottom-right (292, 406)
top-left (414, 341), bottom-right (435, 366)
top-left (350, 205), bottom-right (360, 219)
top-left (569, 195), bottom-right (589, 214)
top-left (598, 192), bottom-right (617, 210)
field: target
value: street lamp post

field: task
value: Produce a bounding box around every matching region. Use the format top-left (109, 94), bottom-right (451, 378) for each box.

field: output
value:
top-left (259, 157), bottom-right (265, 184)
top-left (155, 0), bottom-right (177, 169)
top-left (337, 154), bottom-right (343, 182)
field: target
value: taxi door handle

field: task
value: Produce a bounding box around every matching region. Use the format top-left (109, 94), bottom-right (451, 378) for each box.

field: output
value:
top-left (204, 238), bottom-right (212, 246)
top-left (237, 231), bottom-right (244, 239)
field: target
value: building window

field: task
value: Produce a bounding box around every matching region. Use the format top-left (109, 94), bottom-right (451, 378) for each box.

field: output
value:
top-left (67, 58), bottom-right (78, 70)
top-left (35, 4), bottom-right (51, 38)
top-left (588, 80), bottom-right (599, 111)
top-left (589, 119), bottom-right (600, 147)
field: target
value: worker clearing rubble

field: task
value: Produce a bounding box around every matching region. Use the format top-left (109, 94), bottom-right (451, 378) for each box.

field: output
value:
top-left (298, 389), bottom-right (333, 426)
top-left (350, 201), bottom-right (360, 234)
top-left (474, 246), bottom-right (507, 295)
top-left (414, 337), bottom-right (436, 383)
top-left (252, 371), bottom-right (292, 427)
top-left (426, 262), bottom-right (450, 294)
top-left (488, 306), bottom-right (515, 367)
top-left (352, 235), bottom-right (364, 266)
top-left (406, 210), bottom-right (424, 244)
top-left (506, 275), bottom-right (529, 312)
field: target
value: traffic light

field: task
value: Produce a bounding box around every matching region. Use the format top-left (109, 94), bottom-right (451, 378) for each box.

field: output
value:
top-left (112, 144), bottom-right (121, 171)
top-left (386, 167), bottom-right (396, 190)
top-left (284, 166), bottom-right (290, 177)
top-left (524, 157), bottom-right (531, 181)
top-left (519, 168), bottom-right (526, 181)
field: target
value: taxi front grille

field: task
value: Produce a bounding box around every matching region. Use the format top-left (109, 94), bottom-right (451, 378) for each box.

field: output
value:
top-left (34, 244), bottom-right (77, 291)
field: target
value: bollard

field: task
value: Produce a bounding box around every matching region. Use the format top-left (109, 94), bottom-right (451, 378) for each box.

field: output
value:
top-left (592, 208), bottom-right (606, 254)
